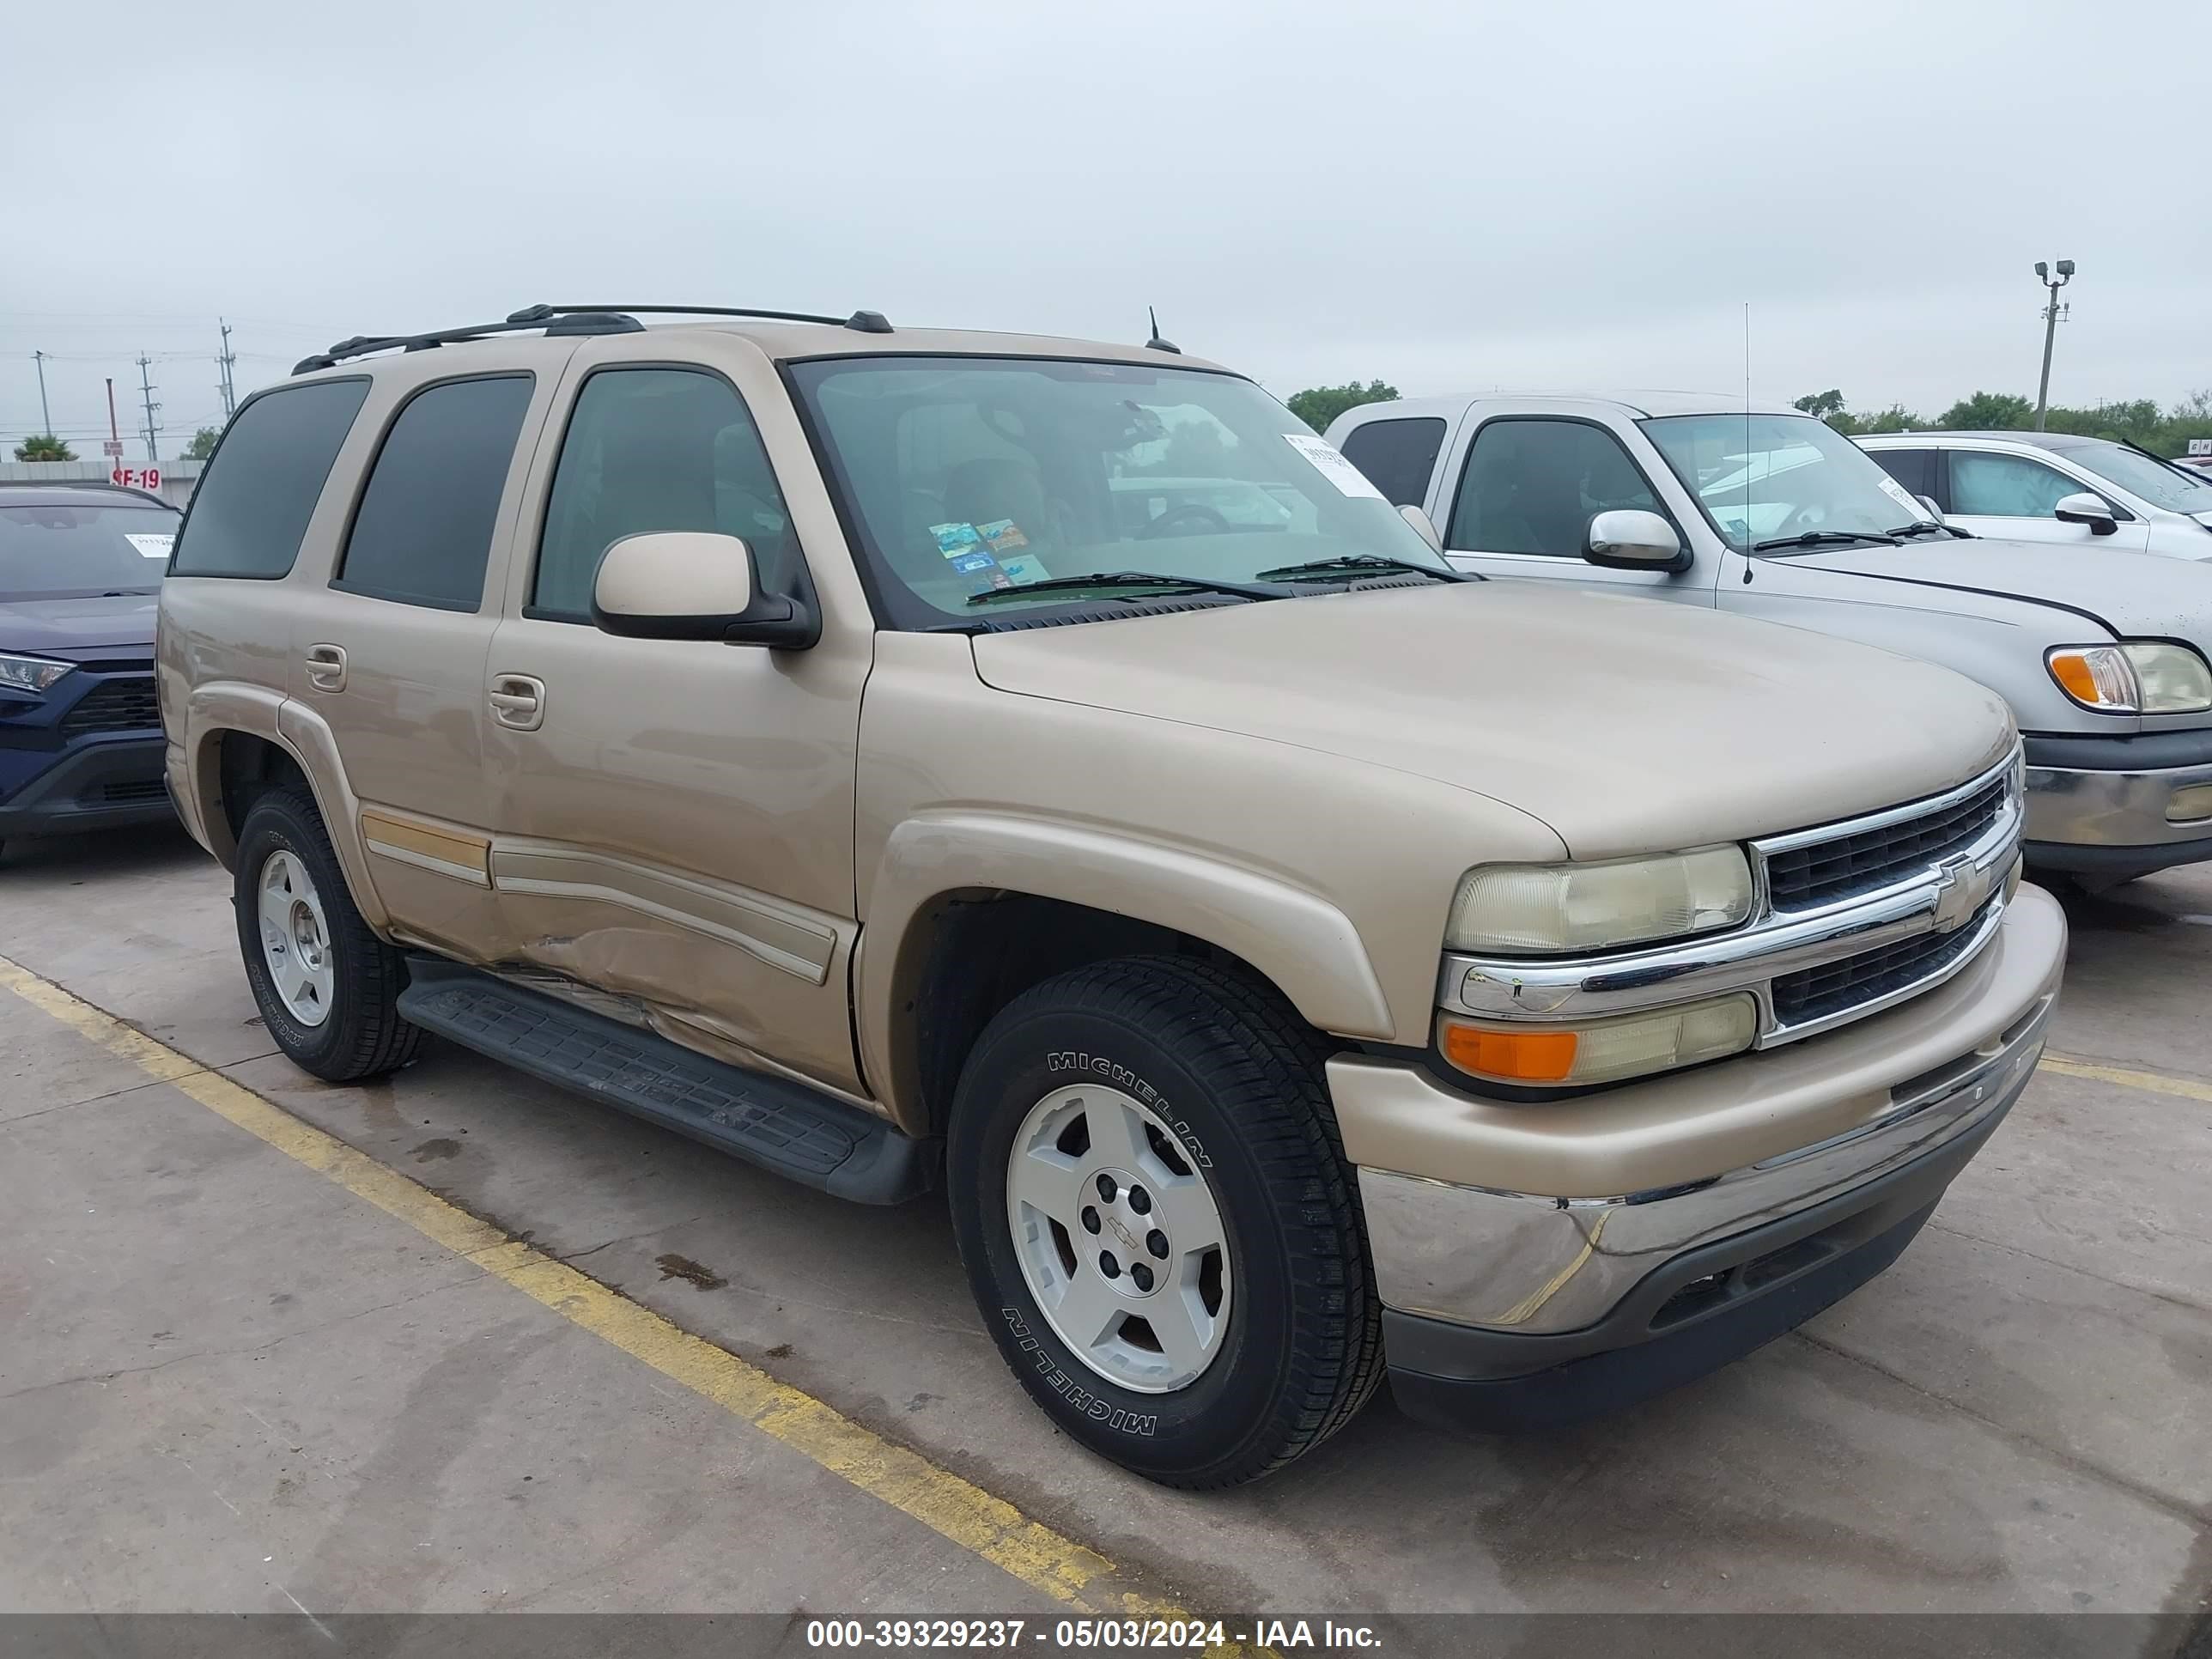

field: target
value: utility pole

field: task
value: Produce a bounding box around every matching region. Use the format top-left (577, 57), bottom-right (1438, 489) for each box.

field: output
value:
top-left (2033, 258), bottom-right (2075, 431)
top-left (33, 350), bottom-right (53, 436)
top-left (136, 354), bottom-right (162, 465)
top-left (216, 318), bottom-right (237, 418)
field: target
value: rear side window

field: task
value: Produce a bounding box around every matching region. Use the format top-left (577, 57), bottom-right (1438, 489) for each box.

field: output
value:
top-left (1867, 447), bottom-right (1933, 501)
top-left (171, 379), bottom-right (369, 578)
top-left (1338, 416), bottom-right (1446, 507)
top-left (336, 375), bottom-right (534, 611)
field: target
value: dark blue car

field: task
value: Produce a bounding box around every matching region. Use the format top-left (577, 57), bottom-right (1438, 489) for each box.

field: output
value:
top-left (0, 483), bottom-right (179, 860)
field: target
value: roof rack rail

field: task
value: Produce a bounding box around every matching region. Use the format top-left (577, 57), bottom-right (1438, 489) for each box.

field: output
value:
top-left (292, 310), bottom-right (645, 374)
top-left (293, 302), bottom-right (894, 374)
top-left (514, 304), bottom-right (894, 334)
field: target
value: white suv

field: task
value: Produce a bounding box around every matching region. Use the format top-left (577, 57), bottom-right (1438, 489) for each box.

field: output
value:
top-left (1859, 430), bottom-right (2212, 559)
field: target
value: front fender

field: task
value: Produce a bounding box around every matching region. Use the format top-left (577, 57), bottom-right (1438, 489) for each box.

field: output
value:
top-left (857, 810), bottom-right (1394, 1128)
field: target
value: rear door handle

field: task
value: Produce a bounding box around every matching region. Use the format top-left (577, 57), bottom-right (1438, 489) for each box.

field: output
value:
top-left (304, 643), bottom-right (347, 692)
top-left (489, 673), bottom-right (546, 732)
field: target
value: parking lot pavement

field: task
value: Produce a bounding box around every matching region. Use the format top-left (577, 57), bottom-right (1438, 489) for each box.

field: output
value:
top-left (3, 825), bottom-right (2209, 1620)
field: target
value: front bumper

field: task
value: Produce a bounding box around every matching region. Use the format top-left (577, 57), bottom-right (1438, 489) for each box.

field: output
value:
top-left (2024, 729), bottom-right (2212, 877)
top-left (0, 735), bottom-right (173, 840)
top-left (1330, 882), bottom-right (2066, 1429)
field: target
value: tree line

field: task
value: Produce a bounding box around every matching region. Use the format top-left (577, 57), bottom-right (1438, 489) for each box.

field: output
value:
top-left (1789, 388), bottom-right (2212, 453)
top-left (10, 427), bottom-right (222, 463)
top-left (1286, 380), bottom-right (2212, 457)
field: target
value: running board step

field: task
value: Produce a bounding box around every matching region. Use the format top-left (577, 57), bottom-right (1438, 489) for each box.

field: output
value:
top-left (395, 961), bottom-right (934, 1204)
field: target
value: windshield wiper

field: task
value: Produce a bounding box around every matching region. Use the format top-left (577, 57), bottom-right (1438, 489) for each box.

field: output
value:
top-left (965, 569), bottom-right (1282, 607)
top-left (1881, 521), bottom-right (1966, 540)
top-left (1251, 553), bottom-right (1474, 584)
top-left (1750, 529), bottom-right (1902, 551)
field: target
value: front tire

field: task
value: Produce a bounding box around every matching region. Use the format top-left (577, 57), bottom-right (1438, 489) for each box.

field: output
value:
top-left (234, 787), bottom-right (419, 1082)
top-left (947, 956), bottom-right (1382, 1487)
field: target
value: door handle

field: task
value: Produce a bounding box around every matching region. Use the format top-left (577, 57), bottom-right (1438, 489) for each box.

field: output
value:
top-left (489, 673), bottom-right (546, 732)
top-left (304, 643), bottom-right (347, 692)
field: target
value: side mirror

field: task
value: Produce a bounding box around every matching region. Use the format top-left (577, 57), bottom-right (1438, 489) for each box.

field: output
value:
top-left (1584, 509), bottom-right (1690, 573)
top-left (2053, 492), bottom-right (2118, 536)
top-left (1398, 502), bottom-right (1443, 554)
top-left (1917, 494), bottom-right (1942, 520)
top-left (592, 532), bottom-right (817, 647)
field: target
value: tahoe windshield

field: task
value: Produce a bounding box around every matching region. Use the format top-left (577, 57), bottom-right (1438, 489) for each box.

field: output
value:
top-left (788, 356), bottom-right (1454, 626)
top-left (0, 501), bottom-right (179, 599)
top-left (2063, 444), bottom-right (2212, 514)
top-left (1642, 413), bottom-right (1931, 551)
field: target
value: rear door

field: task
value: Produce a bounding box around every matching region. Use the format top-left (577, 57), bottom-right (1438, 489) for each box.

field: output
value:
top-left (291, 365), bottom-right (556, 962)
top-left (479, 333), bottom-right (870, 1097)
top-left (1942, 446), bottom-right (2152, 553)
top-left (1436, 408), bottom-right (1716, 604)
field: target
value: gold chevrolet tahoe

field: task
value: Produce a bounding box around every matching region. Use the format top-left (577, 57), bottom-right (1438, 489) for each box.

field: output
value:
top-left (156, 304), bottom-right (2067, 1486)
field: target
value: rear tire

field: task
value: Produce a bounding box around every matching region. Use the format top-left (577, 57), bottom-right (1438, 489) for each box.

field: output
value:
top-left (234, 787), bottom-right (419, 1082)
top-left (947, 955), bottom-right (1382, 1488)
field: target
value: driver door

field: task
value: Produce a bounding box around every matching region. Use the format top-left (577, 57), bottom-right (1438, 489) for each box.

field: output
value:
top-left (1437, 410), bottom-right (1716, 605)
top-left (1942, 448), bottom-right (2151, 553)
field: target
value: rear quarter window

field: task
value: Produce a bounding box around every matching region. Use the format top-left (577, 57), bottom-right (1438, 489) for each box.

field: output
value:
top-left (1337, 416), bottom-right (1447, 507)
top-left (171, 379), bottom-right (371, 578)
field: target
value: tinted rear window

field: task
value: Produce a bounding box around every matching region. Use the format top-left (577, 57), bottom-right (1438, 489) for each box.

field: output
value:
top-left (0, 501), bottom-right (182, 599)
top-left (1338, 416), bottom-right (1447, 507)
top-left (172, 379), bottom-right (370, 578)
top-left (1867, 447), bottom-right (1933, 500)
top-left (335, 375), bottom-right (533, 611)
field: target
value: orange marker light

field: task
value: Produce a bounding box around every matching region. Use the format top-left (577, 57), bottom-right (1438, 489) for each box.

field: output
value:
top-left (1440, 1020), bottom-right (1579, 1083)
top-left (2049, 652), bottom-right (2100, 705)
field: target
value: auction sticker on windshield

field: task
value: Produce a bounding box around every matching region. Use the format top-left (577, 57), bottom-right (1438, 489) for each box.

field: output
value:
top-left (1284, 433), bottom-right (1383, 500)
top-left (124, 533), bottom-right (174, 560)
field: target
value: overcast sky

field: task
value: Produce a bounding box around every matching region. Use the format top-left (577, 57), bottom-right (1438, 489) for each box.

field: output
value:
top-left (5, 0), bottom-right (2206, 456)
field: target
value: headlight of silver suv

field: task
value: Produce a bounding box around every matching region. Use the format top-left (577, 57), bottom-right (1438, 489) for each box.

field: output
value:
top-left (0, 651), bottom-right (76, 695)
top-left (2046, 641), bottom-right (2212, 714)
top-left (1444, 846), bottom-right (1754, 957)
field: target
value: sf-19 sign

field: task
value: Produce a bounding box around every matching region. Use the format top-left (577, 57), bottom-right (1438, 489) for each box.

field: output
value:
top-left (111, 466), bottom-right (161, 490)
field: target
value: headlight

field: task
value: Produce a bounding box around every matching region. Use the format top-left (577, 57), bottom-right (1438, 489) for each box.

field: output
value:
top-left (1445, 847), bottom-right (1754, 956)
top-left (1438, 994), bottom-right (1758, 1086)
top-left (2046, 642), bottom-right (2212, 714)
top-left (0, 652), bottom-right (76, 695)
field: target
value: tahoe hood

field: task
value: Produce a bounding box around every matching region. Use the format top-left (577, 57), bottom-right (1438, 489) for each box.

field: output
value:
top-left (972, 582), bottom-right (2014, 862)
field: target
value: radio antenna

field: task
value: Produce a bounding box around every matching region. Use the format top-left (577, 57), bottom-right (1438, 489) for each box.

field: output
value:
top-left (1742, 301), bottom-right (1755, 584)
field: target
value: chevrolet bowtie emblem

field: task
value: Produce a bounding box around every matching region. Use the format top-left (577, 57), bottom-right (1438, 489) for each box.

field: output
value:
top-left (1929, 854), bottom-right (1990, 933)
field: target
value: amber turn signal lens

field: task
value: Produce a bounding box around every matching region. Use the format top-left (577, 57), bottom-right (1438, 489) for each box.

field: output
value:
top-left (1439, 1022), bottom-right (1579, 1083)
top-left (2047, 651), bottom-right (2106, 706)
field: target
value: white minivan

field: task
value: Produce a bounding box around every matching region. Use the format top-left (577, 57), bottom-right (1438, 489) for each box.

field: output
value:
top-left (1859, 430), bottom-right (2212, 558)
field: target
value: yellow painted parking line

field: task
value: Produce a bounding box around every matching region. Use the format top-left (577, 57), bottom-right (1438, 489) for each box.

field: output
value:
top-left (0, 955), bottom-right (1265, 1647)
top-left (2039, 1051), bottom-right (2212, 1104)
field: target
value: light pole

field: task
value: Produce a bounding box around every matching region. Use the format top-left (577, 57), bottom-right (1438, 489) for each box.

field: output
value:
top-left (2033, 258), bottom-right (2075, 431)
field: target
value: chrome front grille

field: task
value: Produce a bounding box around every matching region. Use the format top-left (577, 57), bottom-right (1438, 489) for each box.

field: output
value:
top-left (1763, 774), bottom-right (2007, 912)
top-left (1770, 895), bottom-right (2000, 1026)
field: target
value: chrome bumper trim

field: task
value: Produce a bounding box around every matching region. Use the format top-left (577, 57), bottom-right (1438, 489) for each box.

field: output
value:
top-left (1358, 985), bottom-right (2055, 1334)
top-left (1440, 747), bottom-right (2022, 1048)
top-left (2026, 759), bottom-right (2212, 848)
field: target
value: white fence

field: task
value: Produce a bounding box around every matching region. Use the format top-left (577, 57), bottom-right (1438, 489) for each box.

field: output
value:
top-left (1, 458), bottom-right (204, 510)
